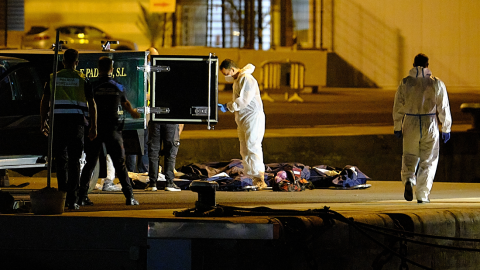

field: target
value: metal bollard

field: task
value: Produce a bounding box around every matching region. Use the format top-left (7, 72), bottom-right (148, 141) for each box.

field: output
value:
top-left (189, 180), bottom-right (219, 211)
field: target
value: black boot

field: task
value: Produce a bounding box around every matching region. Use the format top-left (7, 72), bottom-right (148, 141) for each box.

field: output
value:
top-left (126, 196), bottom-right (139, 206)
top-left (404, 181), bottom-right (413, 201)
top-left (78, 196), bottom-right (94, 206)
top-left (66, 201), bottom-right (80, 210)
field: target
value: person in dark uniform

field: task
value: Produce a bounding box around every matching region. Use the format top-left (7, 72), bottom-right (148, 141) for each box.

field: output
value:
top-left (77, 56), bottom-right (141, 206)
top-left (40, 48), bottom-right (97, 210)
top-left (145, 122), bottom-right (183, 191)
top-left (145, 47), bottom-right (184, 191)
top-left (144, 47), bottom-right (183, 192)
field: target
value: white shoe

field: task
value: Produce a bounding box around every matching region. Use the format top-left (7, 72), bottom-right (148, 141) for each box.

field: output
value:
top-left (102, 183), bottom-right (122, 192)
top-left (145, 186), bottom-right (158, 191)
top-left (165, 184), bottom-right (181, 192)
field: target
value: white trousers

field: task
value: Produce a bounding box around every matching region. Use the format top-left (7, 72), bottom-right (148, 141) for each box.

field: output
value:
top-left (237, 112), bottom-right (265, 177)
top-left (401, 114), bottom-right (439, 201)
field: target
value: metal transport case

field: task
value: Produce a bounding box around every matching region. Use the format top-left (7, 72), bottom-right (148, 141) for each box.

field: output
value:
top-left (150, 54), bottom-right (218, 125)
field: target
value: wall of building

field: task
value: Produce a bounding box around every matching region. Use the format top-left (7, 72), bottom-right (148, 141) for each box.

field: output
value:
top-left (21, 0), bottom-right (480, 89)
top-left (153, 47), bottom-right (327, 89)
top-left (331, 0), bottom-right (480, 89)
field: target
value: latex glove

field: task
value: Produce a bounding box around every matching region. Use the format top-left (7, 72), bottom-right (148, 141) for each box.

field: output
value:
top-left (394, 130), bottom-right (402, 139)
top-left (218, 103), bottom-right (228, 113)
top-left (442, 132), bottom-right (450, 143)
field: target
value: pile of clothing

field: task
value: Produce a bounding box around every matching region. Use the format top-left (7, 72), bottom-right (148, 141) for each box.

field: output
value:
top-left (174, 159), bottom-right (371, 191)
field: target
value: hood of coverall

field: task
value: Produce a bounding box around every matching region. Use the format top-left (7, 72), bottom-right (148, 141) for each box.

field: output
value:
top-left (230, 62), bottom-right (263, 122)
top-left (239, 64), bottom-right (256, 76)
top-left (408, 66), bottom-right (432, 78)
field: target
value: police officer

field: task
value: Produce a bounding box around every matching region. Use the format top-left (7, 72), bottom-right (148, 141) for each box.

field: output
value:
top-left (77, 56), bottom-right (141, 206)
top-left (40, 48), bottom-right (97, 210)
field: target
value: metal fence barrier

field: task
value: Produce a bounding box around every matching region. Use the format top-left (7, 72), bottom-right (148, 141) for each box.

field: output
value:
top-left (260, 60), bottom-right (305, 102)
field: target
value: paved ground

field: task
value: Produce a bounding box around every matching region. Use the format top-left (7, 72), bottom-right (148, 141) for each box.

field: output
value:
top-left (4, 176), bottom-right (480, 216)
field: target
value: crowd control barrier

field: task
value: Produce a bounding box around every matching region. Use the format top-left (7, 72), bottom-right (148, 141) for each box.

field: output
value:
top-left (260, 60), bottom-right (305, 102)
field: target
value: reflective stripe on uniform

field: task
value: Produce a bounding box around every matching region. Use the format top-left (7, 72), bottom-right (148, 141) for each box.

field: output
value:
top-left (54, 108), bottom-right (85, 114)
top-left (51, 69), bottom-right (88, 116)
top-left (95, 92), bottom-right (120, 96)
top-left (55, 99), bottom-right (88, 107)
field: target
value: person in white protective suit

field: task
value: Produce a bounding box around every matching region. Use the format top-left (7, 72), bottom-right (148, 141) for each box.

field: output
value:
top-left (393, 53), bottom-right (452, 203)
top-left (218, 59), bottom-right (268, 189)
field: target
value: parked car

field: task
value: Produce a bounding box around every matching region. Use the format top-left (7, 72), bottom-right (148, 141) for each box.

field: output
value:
top-left (21, 25), bottom-right (138, 51)
top-left (0, 56), bottom-right (47, 157)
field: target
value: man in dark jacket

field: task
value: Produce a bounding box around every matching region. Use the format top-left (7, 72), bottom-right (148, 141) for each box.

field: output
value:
top-left (78, 56), bottom-right (141, 206)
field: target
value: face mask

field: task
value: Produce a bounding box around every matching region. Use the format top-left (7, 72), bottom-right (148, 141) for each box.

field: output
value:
top-left (225, 75), bottom-right (234, 83)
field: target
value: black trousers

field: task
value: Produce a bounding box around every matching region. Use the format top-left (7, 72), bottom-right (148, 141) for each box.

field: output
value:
top-left (79, 127), bottom-right (134, 199)
top-left (148, 122), bottom-right (179, 186)
top-left (52, 121), bottom-right (84, 204)
top-left (126, 129), bottom-right (149, 173)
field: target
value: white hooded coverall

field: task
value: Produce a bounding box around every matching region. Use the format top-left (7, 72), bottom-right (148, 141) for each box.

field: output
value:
top-left (393, 66), bottom-right (452, 201)
top-left (226, 64), bottom-right (265, 178)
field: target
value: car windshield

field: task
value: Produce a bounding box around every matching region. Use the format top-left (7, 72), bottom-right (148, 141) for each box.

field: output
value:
top-left (58, 26), bottom-right (85, 37)
top-left (26, 26), bottom-right (48, 35)
top-left (2, 65), bottom-right (43, 101)
top-left (86, 27), bottom-right (106, 38)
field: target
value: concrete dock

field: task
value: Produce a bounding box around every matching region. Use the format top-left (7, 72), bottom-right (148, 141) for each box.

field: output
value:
top-left (2, 125), bottom-right (480, 270)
